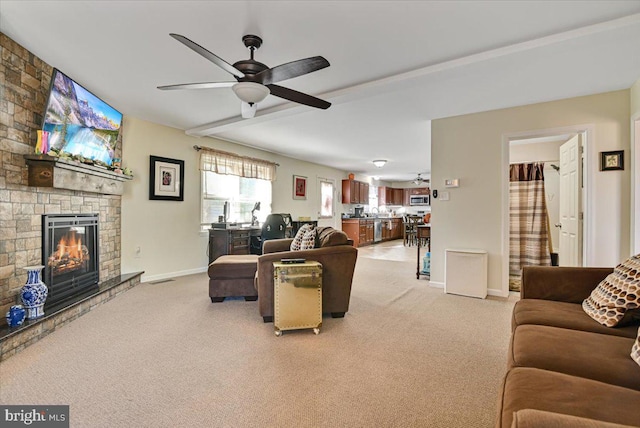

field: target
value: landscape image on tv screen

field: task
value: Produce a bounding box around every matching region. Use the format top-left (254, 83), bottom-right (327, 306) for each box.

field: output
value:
top-left (42, 69), bottom-right (122, 166)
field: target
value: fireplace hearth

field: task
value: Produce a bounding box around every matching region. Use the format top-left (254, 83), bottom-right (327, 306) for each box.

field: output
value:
top-left (42, 214), bottom-right (99, 309)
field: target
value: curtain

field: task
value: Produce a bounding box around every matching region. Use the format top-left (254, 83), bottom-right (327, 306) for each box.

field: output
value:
top-left (509, 162), bottom-right (551, 278)
top-left (199, 147), bottom-right (277, 181)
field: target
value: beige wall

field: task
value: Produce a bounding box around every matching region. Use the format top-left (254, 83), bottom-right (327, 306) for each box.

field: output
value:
top-left (431, 90), bottom-right (630, 296)
top-left (632, 78), bottom-right (640, 254)
top-left (121, 117), bottom-right (347, 281)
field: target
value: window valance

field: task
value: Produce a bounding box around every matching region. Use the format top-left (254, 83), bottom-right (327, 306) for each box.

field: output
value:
top-left (198, 146), bottom-right (277, 181)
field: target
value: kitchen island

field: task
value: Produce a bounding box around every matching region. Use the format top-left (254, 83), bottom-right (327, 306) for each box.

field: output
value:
top-left (341, 218), bottom-right (404, 247)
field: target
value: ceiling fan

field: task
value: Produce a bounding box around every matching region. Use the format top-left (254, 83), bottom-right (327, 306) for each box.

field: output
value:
top-left (412, 173), bottom-right (428, 185)
top-left (157, 34), bottom-right (331, 118)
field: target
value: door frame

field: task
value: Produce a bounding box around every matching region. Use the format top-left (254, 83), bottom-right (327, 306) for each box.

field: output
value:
top-left (501, 124), bottom-right (595, 296)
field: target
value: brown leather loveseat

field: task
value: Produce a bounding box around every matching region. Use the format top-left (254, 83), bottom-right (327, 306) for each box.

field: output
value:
top-left (254, 227), bottom-right (358, 323)
top-left (496, 266), bottom-right (640, 428)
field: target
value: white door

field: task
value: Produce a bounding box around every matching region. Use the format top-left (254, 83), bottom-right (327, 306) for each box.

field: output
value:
top-left (558, 134), bottom-right (582, 266)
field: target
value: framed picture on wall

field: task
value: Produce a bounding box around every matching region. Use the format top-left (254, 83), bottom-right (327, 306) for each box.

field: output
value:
top-left (149, 155), bottom-right (184, 201)
top-left (293, 175), bottom-right (307, 200)
top-left (600, 150), bottom-right (624, 171)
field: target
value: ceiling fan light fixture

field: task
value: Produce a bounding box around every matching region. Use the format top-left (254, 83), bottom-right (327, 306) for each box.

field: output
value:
top-left (373, 160), bottom-right (387, 168)
top-left (241, 102), bottom-right (257, 119)
top-left (232, 82), bottom-right (270, 104)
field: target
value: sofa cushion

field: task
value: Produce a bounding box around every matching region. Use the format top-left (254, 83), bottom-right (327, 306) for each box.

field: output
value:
top-left (509, 324), bottom-right (640, 390)
top-left (582, 254), bottom-right (640, 327)
top-left (290, 224), bottom-right (316, 251)
top-left (511, 409), bottom-right (639, 428)
top-left (513, 299), bottom-right (639, 338)
top-left (316, 226), bottom-right (349, 247)
top-left (632, 327), bottom-right (640, 367)
top-left (497, 367), bottom-right (640, 428)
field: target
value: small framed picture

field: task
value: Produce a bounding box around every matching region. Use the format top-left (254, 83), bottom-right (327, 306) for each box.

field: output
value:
top-left (293, 175), bottom-right (307, 200)
top-left (149, 155), bottom-right (184, 201)
top-left (600, 150), bottom-right (624, 171)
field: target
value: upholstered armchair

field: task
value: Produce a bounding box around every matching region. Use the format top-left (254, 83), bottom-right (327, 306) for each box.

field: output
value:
top-left (254, 227), bottom-right (358, 322)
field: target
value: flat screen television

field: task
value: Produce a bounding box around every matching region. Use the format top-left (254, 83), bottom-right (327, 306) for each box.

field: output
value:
top-left (42, 68), bottom-right (122, 166)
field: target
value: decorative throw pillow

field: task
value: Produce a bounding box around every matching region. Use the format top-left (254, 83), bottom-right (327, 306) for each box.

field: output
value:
top-left (582, 254), bottom-right (640, 327)
top-left (290, 224), bottom-right (315, 251)
top-left (299, 227), bottom-right (316, 250)
top-left (632, 327), bottom-right (640, 367)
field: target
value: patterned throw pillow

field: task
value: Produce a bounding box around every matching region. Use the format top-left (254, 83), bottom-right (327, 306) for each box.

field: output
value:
top-left (290, 224), bottom-right (315, 251)
top-left (632, 327), bottom-right (640, 367)
top-left (582, 254), bottom-right (640, 327)
top-left (300, 228), bottom-right (316, 250)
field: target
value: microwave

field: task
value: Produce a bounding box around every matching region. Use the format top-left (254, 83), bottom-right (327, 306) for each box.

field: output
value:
top-left (410, 195), bottom-right (430, 206)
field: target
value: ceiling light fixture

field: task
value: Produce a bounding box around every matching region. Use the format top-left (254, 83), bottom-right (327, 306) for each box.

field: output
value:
top-left (232, 82), bottom-right (270, 104)
top-left (373, 160), bottom-right (387, 168)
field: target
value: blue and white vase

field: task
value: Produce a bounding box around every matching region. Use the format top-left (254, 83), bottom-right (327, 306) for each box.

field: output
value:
top-left (20, 265), bottom-right (48, 320)
top-left (5, 305), bottom-right (26, 328)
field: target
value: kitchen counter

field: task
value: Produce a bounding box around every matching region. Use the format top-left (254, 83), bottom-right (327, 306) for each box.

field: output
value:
top-left (341, 218), bottom-right (403, 247)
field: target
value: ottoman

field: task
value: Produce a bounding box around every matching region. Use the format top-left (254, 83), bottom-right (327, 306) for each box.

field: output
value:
top-left (208, 255), bottom-right (259, 302)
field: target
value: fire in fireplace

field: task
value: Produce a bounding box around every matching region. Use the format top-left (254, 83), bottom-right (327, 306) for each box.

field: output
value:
top-left (42, 214), bottom-right (99, 309)
top-left (48, 230), bottom-right (90, 275)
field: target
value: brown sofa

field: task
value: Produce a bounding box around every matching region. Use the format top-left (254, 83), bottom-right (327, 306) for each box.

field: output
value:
top-left (254, 227), bottom-right (358, 323)
top-left (497, 266), bottom-right (640, 428)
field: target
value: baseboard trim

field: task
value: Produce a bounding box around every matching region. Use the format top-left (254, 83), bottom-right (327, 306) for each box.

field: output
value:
top-left (427, 282), bottom-right (506, 298)
top-left (143, 267), bottom-right (208, 283)
top-left (488, 288), bottom-right (509, 298)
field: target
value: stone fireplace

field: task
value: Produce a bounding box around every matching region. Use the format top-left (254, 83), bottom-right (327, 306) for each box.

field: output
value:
top-left (0, 33), bottom-right (142, 361)
top-left (42, 214), bottom-right (100, 310)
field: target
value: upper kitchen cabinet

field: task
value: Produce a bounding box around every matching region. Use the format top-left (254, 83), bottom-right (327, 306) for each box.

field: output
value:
top-left (342, 179), bottom-right (369, 204)
top-left (379, 186), bottom-right (403, 206)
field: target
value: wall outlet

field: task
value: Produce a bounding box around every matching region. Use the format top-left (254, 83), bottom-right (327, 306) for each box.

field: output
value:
top-left (440, 191), bottom-right (450, 201)
top-left (135, 246), bottom-right (141, 258)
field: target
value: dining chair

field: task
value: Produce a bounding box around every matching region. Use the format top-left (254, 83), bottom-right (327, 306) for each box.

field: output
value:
top-left (403, 216), bottom-right (418, 246)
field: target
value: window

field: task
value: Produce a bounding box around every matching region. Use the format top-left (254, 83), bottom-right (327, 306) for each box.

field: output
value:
top-left (198, 146), bottom-right (277, 231)
top-left (201, 171), bottom-right (272, 230)
top-left (319, 179), bottom-right (334, 218)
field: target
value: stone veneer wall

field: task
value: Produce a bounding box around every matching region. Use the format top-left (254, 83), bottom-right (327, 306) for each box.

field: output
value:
top-left (0, 33), bottom-right (124, 325)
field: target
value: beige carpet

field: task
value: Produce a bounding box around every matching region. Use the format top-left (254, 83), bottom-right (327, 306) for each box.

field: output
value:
top-left (0, 241), bottom-right (516, 427)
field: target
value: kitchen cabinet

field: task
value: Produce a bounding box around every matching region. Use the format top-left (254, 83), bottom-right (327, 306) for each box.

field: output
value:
top-left (342, 218), bottom-right (403, 247)
top-left (381, 218), bottom-right (402, 241)
top-left (365, 219), bottom-right (374, 244)
top-left (392, 188), bottom-right (403, 205)
top-left (342, 179), bottom-right (369, 204)
top-left (378, 186), bottom-right (396, 206)
top-left (379, 186), bottom-right (414, 206)
top-left (341, 218), bottom-right (375, 247)
top-left (341, 219), bottom-right (361, 246)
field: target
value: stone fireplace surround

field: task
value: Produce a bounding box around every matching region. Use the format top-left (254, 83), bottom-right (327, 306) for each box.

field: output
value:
top-left (0, 33), bottom-right (142, 360)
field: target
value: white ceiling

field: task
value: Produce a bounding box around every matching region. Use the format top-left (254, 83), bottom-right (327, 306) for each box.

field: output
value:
top-left (2, 1), bottom-right (640, 181)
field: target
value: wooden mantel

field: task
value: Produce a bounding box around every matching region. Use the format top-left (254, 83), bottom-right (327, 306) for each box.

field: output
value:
top-left (24, 154), bottom-right (133, 195)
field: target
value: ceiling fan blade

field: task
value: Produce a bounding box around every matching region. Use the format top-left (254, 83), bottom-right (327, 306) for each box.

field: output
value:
top-left (169, 33), bottom-right (245, 79)
top-left (256, 56), bottom-right (330, 85)
top-left (157, 81), bottom-right (236, 90)
top-left (267, 84), bottom-right (331, 109)
top-left (241, 102), bottom-right (257, 119)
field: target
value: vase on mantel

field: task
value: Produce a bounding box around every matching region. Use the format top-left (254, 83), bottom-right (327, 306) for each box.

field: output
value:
top-left (20, 265), bottom-right (48, 320)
